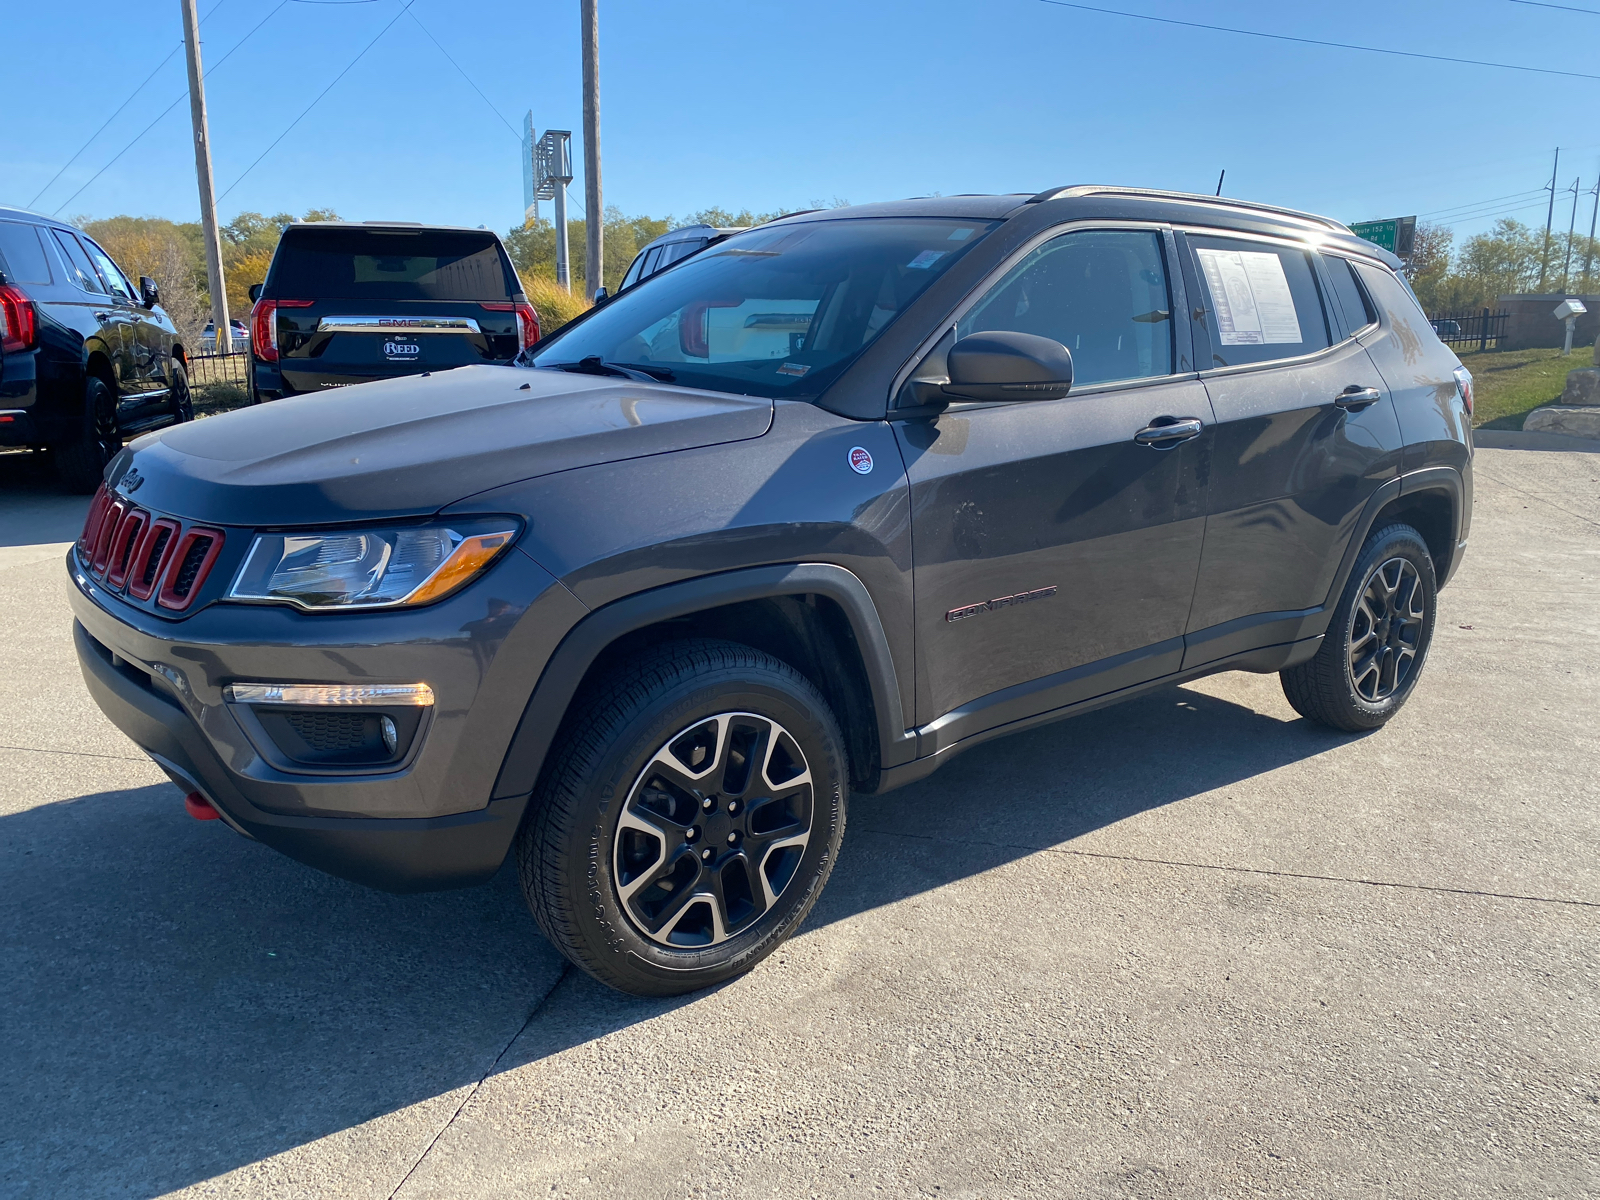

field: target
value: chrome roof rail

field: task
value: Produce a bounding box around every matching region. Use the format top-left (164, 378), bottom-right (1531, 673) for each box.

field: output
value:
top-left (1024, 185), bottom-right (1351, 233)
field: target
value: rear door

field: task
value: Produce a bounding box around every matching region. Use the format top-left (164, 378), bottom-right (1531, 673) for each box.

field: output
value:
top-left (896, 226), bottom-right (1211, 749)
top-left (1179, 229), bottom-right (1404, 669)
top-left (267, 227), bottom-right (524, 394)
top-left (46, 228), bottom-right (140, 400)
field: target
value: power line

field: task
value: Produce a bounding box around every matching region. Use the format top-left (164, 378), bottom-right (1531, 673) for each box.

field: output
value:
top-left (217, 0), bottom-right (417, 202)
top-left (50, 0), bottom-right (287, 216)
top-left (1507, 0), bottom-right (1600, 13)
top-left (28, 0), bottom-right (230, 208)
top-left (1037, 1), bottom-right (1600, 82)
top-left (405, 7), bottom-right (520, 141)
top-left (1422, 187), bottom-right (1547, 218)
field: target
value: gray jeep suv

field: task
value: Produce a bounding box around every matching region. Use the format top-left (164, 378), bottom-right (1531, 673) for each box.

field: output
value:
top-left (69, 187), bottom-right (1472, 996)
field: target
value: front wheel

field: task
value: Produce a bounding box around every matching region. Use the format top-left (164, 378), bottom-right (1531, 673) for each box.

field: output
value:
top-left (1281, 522), bottom-right (1438, 732)
top-left (517, 639), bottom-right (847, 996)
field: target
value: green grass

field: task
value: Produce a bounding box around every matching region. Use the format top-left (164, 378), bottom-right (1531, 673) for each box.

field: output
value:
top-left (192, 382), bottom-right (250, 419)
top-left (1455, 345), bottom-right (1589, 430)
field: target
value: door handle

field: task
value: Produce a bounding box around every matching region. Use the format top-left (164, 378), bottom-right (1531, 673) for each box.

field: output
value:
top-left (94, 311), bottom-right (115, 321)
top-left (1335, 385), bottom-right (1382, 411)
top-left (1133, 416), bottom-right (1204, 448)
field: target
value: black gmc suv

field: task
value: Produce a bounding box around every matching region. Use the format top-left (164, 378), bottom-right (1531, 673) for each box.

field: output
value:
top-left (0, 206), bottom-right (192, 492)
top-left (246, 221), bottom-right (539, 403)
top-left (69, 187), bottom-right (1473, 996)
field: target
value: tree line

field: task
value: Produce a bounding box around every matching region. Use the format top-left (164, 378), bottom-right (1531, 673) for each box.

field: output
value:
top-left (1406, 218), bottom-right (1600, 314)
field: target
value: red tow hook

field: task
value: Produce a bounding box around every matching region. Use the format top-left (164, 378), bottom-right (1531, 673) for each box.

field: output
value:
top-left (184, 791), bottom-right (221, 821)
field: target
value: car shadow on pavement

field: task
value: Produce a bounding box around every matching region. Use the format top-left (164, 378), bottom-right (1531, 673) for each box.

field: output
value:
top-left (0, 449), bottom-right (89, 549)
top-left (0, 681), bottom-right (1351, 1198)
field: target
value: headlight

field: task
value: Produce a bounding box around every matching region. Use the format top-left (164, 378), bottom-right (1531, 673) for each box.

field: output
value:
top-left (227, 519), bottom-right (519, 611)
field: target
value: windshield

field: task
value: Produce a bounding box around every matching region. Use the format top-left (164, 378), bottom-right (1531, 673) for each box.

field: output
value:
top-left (530, 217), bottom-right (997, 398)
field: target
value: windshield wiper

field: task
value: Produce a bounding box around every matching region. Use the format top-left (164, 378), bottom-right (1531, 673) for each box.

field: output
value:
top-left (547, 356), bottom-right (666, 384)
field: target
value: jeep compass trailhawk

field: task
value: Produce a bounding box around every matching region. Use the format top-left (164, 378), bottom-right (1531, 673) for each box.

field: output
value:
top-left (70, 188), bottom-right (1472, 996)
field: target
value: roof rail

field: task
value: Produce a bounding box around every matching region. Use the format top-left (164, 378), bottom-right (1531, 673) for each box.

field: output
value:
top-left (1025, 185), bottom-right (1350, 233)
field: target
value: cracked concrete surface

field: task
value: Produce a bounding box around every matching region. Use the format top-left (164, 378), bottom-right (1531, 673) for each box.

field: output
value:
top-left (0, 441), bottom-right (1595, 1199)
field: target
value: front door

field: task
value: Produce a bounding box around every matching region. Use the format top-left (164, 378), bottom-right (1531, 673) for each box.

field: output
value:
top-left (1179, 232), bottom-right (1404, 669)
top-left (895, 227), bottom-right (1211, 753)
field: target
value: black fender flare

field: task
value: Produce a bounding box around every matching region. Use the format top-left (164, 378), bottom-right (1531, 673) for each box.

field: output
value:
top-left (490, 563), bottom-right (917, 802)
top-left (1322, 465), bottom-right (1464, 614)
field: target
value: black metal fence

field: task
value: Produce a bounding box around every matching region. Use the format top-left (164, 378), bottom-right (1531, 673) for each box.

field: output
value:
top-left (1426, 308), bottom-right (1509, 351)
top-left (186, 352), bottom-right (248, 389)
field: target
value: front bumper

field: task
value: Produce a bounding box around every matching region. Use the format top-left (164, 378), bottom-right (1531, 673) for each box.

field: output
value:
top-left (68, 545), bottom-right (587, 892)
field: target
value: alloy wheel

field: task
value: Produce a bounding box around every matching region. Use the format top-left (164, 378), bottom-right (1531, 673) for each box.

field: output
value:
top-left (1347, 556), bottom-right (1426, 702)
top-left (614, 712), bottom-right (813, 947)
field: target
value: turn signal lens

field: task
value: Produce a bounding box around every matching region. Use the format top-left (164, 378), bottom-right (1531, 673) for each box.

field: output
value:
top-left (226, 519), bottom-right (519, 611)
top-left (225, 682), bottom-right (435, 706)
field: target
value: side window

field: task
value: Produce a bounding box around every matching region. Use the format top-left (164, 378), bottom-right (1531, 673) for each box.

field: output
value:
top-left (620, 254), bottom-right (644, 291)
top-left (50, 229), bottom-right (107, 295)
top-left (639, 246), bottom-right (664, 279)
top-left (81, 236), bottom-right (137, 302)
top-left (0, 221), bottom-right (54, 285)
top-left (958, 229), bottom-right (1174, 387)
top-left (1188, 235), bottom-right (1330, 368)
top-left (1353, 260), bottom-right (1430, 330)
top-left (1324, 254), bottom-right (1375, 333)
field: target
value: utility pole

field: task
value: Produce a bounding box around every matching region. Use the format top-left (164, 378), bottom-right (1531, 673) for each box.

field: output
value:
top-left (180, 0), bottom-right (230, 353)
top-left (1581, 170), bottom-right (1600, 293)
top-left (1562, 177), bottom-right (1581, 293)
top-left (581, 0), bottom-right (602, 299)
top-left (1538, 147), bottom-right (1560, 293)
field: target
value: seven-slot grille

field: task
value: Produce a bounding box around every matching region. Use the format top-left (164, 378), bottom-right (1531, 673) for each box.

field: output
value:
top-left (77, 484), bottom-right (225, 611)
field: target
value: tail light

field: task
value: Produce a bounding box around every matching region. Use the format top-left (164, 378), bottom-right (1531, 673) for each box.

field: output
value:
top-left (1453, 365), bottom-right (1474, 416)
top-left (483, 301), bottom-right (541, 350)
top-left (249, 298), bottom-right (313, 362)
top-left (0, 282), bottom-right (38, 354)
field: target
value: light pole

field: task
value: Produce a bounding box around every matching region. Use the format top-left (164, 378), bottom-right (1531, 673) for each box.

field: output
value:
top-left (1562, 177), bottom-right (1581, 294)
top-left (581, 0), bottom-right (602, 299)
top-left (180, 0), bottom-right (230, 353)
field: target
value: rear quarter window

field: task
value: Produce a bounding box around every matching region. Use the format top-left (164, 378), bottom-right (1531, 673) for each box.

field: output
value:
top-left (270, 228), bottom-right (518, 301)
top-left (1323, 255), bottom-right (1376, 334)
top-left (0, 221), bottom-right (53, 285)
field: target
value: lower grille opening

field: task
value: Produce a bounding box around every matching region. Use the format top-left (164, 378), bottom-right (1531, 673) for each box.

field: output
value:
top-left (250, 706), bottom-right (423, 768)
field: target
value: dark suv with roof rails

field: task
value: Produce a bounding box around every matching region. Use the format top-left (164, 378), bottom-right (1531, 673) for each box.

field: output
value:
top-left (70, 186), bottom-right (1471, 996)
top-left (0, 205), bottom-right (192, 492)
top-left (246, 221), bottom-right (539, 404)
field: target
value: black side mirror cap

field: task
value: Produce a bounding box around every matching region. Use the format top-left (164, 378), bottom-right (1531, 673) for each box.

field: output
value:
top-left (592, 287), bottom-right (608, 305)
top-left (943, 330), bottom-right (1073, 403)
top-left (139, 276), bottom-right (160, 307)
top-left (248, 283), bottom-right (263, 303)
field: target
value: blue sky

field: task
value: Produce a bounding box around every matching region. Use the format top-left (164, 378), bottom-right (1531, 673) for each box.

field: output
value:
top-left (6, 0), bottom-right (1600, 247)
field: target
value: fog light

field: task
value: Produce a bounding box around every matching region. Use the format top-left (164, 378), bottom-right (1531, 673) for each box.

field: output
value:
top-left (380, 715), bottom-right (398, 754)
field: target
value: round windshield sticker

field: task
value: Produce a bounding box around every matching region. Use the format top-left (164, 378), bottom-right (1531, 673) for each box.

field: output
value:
top-left (848, 446), bottom-right (874, 474)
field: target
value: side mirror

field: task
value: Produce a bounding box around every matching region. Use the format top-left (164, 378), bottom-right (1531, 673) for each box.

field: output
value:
top-left (139, 276), bottom-right (160, 308)
top-left (943, 331), bottom-right (1073, 403)
top-left (592, 287), bottom-right (609, 305)
top-left (248, 282), bottom-right (263, 303)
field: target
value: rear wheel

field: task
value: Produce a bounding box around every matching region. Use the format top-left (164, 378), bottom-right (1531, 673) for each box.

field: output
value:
top-left (170, 360), bottom-right (193, 422)
top-left (517, 639), bottom-right (847, 996)
top-left (55, 375), bottom-right (120, 494)
top-left (1281, 523), bottom-right (1438, 732)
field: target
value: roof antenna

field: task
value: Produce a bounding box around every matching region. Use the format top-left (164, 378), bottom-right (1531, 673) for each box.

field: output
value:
top-left (1215, 169), bottom-right (1226, 197)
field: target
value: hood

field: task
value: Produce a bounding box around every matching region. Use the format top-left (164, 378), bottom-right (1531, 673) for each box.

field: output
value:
top-left (115, 365), bottom-right (773, 526)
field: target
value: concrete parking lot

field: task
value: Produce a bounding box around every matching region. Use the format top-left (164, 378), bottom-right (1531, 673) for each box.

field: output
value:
top-left (1, 439), bottom-right (1596, 1200)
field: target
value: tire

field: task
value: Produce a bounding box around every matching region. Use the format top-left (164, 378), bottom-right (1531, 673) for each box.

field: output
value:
top-left (517, 638), bottom-right (847, 996)
top-left (55, 375), bottom-right (120, 494)
top-left (1281, 523), bottom-right (1438, 732)
top-left (169, 360), bottom-right (193, 422)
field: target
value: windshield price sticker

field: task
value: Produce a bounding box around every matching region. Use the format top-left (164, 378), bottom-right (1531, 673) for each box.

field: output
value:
top-left (1195, 247), bottom-right (1303, 346)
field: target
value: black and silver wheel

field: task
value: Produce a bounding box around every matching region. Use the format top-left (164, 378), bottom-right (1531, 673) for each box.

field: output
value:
top-left (1281, 522), bottom-right (1438, 732)
top-left (517, 639), bottom-right (846, 996)
top-left (55, 375), bottom-right (120, 494)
